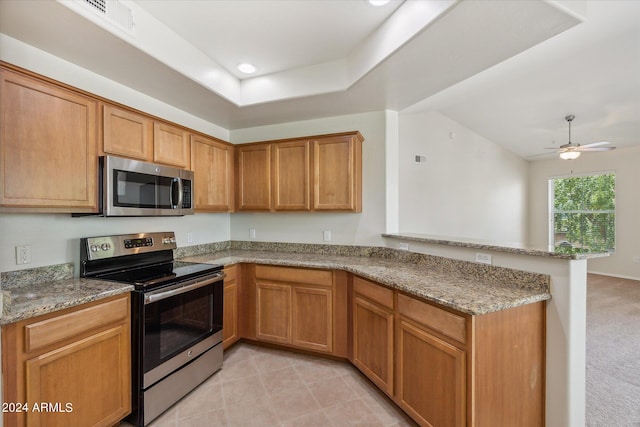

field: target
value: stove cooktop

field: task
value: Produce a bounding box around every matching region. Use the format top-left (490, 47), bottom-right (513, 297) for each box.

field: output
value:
top-left (95, 261), bottom-right (223, 290)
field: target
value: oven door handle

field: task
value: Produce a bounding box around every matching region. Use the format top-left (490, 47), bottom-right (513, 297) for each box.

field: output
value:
top-left (144, 272), bottom-right (225, 305)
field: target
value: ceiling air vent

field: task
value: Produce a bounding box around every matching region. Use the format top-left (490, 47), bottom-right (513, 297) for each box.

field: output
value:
top-left (77, 0), bottom-right (135, 35)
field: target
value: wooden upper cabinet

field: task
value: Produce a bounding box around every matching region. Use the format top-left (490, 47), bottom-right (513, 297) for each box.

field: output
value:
top-left (191, 134), bottom-right (234, 212)
top-left (272, 140), bottom-right (310, 210)
top-left (102, 104), bottom-right (153, 161)
top-left (0, 68), bottom-right (98, 211)
top-left (236, 143), bottom-right (271, 211)
top-left (313, 133), bottom-right (363, 212)
top-left (235, 131), bottom-right (363, 212)
top-left (154, 122), bottom-right (190, 168)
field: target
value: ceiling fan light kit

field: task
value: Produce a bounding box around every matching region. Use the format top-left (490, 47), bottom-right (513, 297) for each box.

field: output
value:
top-left (559, 150), bottom-right (580, 160)
top-left (537, 114), bottom-right (616, 160)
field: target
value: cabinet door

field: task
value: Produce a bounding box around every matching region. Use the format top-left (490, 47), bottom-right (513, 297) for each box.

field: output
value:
top-left (236, 144), bottom-right (271, 210)
top-left (191, 135), bottom-right (234, 212)
top-left (292, 286), bottom-right (332, 352)
top-left (313, 135), bottom-right (362, 212)
top-left (223, 265), bottom-right (239, 349)
top-left (223, 282), bottom-right (238, 349)
top-left (0, 69), bottom-right (98, 211)
top-left (353, 296), bottom-right (394, 396)
top-left (255, 282), bottom-right (291, 344)
top-left (397, 319), bottom-right (466, 427)
top-left (25, 324), bottom-right (131, 427)
top-left (272, 140), bottom-right (310, 210)
top-left (153, 122), bottom-right (190, 168)
top-left (103, 104), bottom-right (152, 161)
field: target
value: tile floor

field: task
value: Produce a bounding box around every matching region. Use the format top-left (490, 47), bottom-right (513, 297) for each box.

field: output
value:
top-left (122, 342), bottom-right (417, 427)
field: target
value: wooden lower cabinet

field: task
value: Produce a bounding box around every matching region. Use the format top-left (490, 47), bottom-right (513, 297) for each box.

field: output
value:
top-left (292, 286), bottom-right (332, 352)
top-left (396, 319), bottom-right (466, 427)
top-left (256, 282), bottom-right (292, 344)
top-left (352, 277), bottom-right (394, 396)
top-left (223, 265), bottom-right (239, 349)
top-left (2, 294), bottom-right (131, 427)
top-left (254, 266), bottom-right (335, 353)
top-left (393, 290), bottom-right (545, 427)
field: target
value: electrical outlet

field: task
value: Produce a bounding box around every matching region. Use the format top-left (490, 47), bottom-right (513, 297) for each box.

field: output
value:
top-left (187, 232), bottom-right (194, 244)
top-left (475, 253), bottom-right (492, 265)
top-left (249, 228), bottom-right (256, 239)
top-left (399, 243), bottom-right (409, 251)
top-left (16, 245), bottom-right (32, 265)
top-left (633, 256), bottom-right (640, 264)
top-left (323, 230), bottom-right (331, 242)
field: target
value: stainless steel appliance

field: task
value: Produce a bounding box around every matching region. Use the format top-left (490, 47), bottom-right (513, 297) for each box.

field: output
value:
top-left (80, 232), bottom-right (223, 426)
top-left (101, 155), bottom-right (194, 216)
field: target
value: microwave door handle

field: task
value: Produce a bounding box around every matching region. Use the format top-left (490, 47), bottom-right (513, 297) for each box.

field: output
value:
top-left (170, 178), bottom-right (182, 209)
top-left (177, 177), bottom-right (184, 209)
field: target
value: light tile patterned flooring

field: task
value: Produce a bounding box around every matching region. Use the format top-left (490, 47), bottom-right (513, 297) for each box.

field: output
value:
top-left (124, 342), bottom-right (417, 427)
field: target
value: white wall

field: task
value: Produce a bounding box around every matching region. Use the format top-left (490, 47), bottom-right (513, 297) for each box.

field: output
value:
top-left (397, 110), bottom-right (529, 244)
top-left (528, 145), bottom-right (640, 280)
top-left (229, 111), bottom-right (389, 246)
top-left (0, 214), bottom-right (230, 274)
top-left (0, 36), bottom-right (232, 274)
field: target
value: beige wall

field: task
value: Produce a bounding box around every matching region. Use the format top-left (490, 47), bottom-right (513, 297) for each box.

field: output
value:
top-left (397, 110), bottom-right (529, 244)
top-left (528, 145), bottom-right (640, 280)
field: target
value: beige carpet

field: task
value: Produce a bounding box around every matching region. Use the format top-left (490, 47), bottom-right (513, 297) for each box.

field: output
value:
top-left (586, 274), bottom-right (640, 427)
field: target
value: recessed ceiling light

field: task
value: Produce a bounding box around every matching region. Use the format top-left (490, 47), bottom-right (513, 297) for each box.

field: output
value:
top-left (238, 63), bottom-right (256, 74)
top-left (368, 0), bottom-right (390, 6)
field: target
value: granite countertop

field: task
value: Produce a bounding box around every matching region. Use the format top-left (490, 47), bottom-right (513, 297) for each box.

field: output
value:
top-left (0, 278), bottom-right (133, 325)
top-left (0, 242), bottom-right (552, 325)
top-left (181, 249), bottom-right (551, 315)
top-left (383, 232), bottom-right (611, 260)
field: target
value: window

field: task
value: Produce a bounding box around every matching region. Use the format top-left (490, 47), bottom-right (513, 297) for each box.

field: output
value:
top-left (550, 173), bottom-right (615, 254)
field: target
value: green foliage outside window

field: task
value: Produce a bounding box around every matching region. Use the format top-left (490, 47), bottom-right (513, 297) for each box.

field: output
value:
top-left (552, 173), bottom-right (615, 254)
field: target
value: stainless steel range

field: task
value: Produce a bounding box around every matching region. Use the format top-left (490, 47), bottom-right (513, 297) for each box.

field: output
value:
top-left (80, 232), bottom-right (224, 426)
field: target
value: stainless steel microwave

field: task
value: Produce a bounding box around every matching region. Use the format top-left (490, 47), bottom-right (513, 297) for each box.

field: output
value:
top-left (101, 155), bottom-right (194, 216)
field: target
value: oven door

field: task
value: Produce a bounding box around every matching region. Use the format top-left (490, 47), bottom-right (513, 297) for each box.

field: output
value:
top-left (141, 273), bottom-right (223, 389)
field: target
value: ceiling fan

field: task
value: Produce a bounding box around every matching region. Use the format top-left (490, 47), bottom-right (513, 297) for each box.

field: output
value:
top-left (544, 114), bottom-right (616, 160)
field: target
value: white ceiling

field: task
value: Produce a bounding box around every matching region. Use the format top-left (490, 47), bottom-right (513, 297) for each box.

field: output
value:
top-left (0, 0), bottom-right (638, 159)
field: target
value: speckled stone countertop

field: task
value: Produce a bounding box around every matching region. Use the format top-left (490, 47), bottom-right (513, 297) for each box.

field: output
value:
top-left (0, 264), bottom-right (133, 325)
top-left (181, 248), bottom-right (551, 316)
top-left (383, 233), bottom-right (611, 260)
top-left (0, 241), bottom-right (551, 324)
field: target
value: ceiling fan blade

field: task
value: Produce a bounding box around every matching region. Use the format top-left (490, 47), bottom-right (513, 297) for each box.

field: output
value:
top-left (580, 141), bottom-right (611, 148)
top-left (527, 152), bottom-right (557, 158)
top-left (578, 146), bottom-right (616, 152)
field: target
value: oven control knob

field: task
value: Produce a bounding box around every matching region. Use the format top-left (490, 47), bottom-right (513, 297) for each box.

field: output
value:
top-left (188, 350), bottom-right (193, 358)
top-left (101, 243), bottom-right (111, 251)
top-left (90, 244), bottom-right (99, 252)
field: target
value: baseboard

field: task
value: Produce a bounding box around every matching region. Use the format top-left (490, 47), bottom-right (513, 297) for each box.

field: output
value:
top-left (587, 270), bottom-right (640, 281)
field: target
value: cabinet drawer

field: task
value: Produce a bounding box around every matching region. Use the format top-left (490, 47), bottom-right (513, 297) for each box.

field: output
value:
top-left (397, 293), bottom-right (466, 345)
top-left (24, 295), bottom-right (129, 353)
top-left (255, 265), bottom-right (332, 287)
top-left (353, 276), bottom-right (393, 310)
top-left (224, 264), bottom-right (238, 283)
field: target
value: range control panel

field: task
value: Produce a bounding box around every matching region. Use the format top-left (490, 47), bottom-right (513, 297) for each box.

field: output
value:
top-left (83, 232), bottom-right (177, 261)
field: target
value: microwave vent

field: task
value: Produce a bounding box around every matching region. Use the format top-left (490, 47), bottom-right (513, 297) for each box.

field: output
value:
top-left (76, 0), bottom-right (136, 35)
